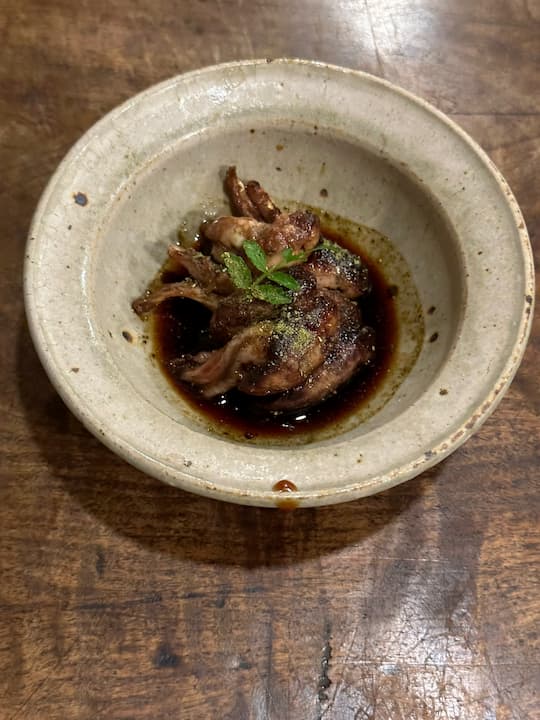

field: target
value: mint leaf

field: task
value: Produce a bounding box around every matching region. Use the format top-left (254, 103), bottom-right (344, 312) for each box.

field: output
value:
top-left (281, 248), bottom-right (296, 263)
top-left (281, 247), bottom-right (309, 264)
top-left (222, 238), bottom-right (311, 305)
top-left (251, 284), bottom-right (291, 305)
top-left (222, 252), bottom-right (252, 289)
top-left (266, 270), bottom-right (300, 291)
top-left (243, 240), bottom-right (267, 271)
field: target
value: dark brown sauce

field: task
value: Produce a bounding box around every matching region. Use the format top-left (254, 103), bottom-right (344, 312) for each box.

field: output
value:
top-left (272, 479), bottom-right (298, 493)
top-left (272, 479), bottom-right (299, 510)
top-left (152, 226), bottom-right (398, 441)
top-left (276, 498), bottom-right (299, 511)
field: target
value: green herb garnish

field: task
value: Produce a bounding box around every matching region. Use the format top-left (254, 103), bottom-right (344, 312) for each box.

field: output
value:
top-left (251, 284), bottom-right (292, 305)
top-left (222, 240), bottom-right (310, 305)
top-left (221, 252), bottom-right (252, 289)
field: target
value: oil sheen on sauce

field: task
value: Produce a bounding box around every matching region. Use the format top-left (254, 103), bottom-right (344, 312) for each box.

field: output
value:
top-left (151, 224), bottom-right (398, 442)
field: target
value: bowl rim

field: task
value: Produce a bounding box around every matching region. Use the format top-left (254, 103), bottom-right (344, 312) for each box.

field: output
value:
top-left (24, 58), bottom-right (535, 506)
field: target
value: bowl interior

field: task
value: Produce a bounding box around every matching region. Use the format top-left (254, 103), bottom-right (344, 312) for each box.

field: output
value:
top-left (93, 122), bottom-right (464, 445)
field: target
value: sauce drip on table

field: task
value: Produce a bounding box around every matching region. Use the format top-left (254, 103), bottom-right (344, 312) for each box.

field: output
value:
top-left (272, 480), bottom-right (299, 510)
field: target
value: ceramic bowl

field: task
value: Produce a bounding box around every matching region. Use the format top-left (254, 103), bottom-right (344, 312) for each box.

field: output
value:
top-left (24, 60), bottom-right (534, 507)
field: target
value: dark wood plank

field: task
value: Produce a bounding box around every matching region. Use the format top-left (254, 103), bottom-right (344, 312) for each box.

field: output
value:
top-left (0, 1), bottom-right (538, 718)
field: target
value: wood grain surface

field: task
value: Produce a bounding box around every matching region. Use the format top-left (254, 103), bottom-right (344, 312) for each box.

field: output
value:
top-left (1, 1), bottom-right (538, 718)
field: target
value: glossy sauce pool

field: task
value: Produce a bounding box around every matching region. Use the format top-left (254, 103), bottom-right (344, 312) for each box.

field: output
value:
top-left (150, 222), bottom-right (399, 443)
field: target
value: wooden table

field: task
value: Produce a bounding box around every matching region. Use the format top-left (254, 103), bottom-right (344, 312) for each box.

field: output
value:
top-left (1, 2), bottom-right (538, 718)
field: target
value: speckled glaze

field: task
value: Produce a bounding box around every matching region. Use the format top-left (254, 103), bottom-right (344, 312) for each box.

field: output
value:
top-left (24, 60), bottom-right (535, 507)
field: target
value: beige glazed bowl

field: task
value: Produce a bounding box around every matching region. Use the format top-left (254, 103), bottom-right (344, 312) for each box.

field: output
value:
top-left (24, 60), bottom-right (534, 507)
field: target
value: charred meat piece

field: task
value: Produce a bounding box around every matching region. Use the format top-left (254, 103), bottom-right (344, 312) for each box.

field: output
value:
top-left (245, 180), bottom-right (281, 222)
top-left (179, 306), bottom-right (325, 399)
top-left (203, 210), bottom-right (320, 266)
top-left (178, 287), bottom-right (364, 400)
top-left (267, 210), bottom-right (320, 257)
top-left (132, 281), bottom-right (219, 316)
top-left (305, 242), bottom-right (371, 298)
top-left (237, 305), bottom-right (327, 396)
top-left (210, 292), bottom-right (279, 344)
top-left (224, 166), bottom-right (262, 219)
top-left (224, 166), bottom-right (281, 222)
top-left (203, 216), bottom-right (261, 253)
top-left (269, 321), bottom-right (376, 411)
top-left (167, 244), bottom-right (234, 295)
top-left (180, 321), bottom-right (274, 397)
